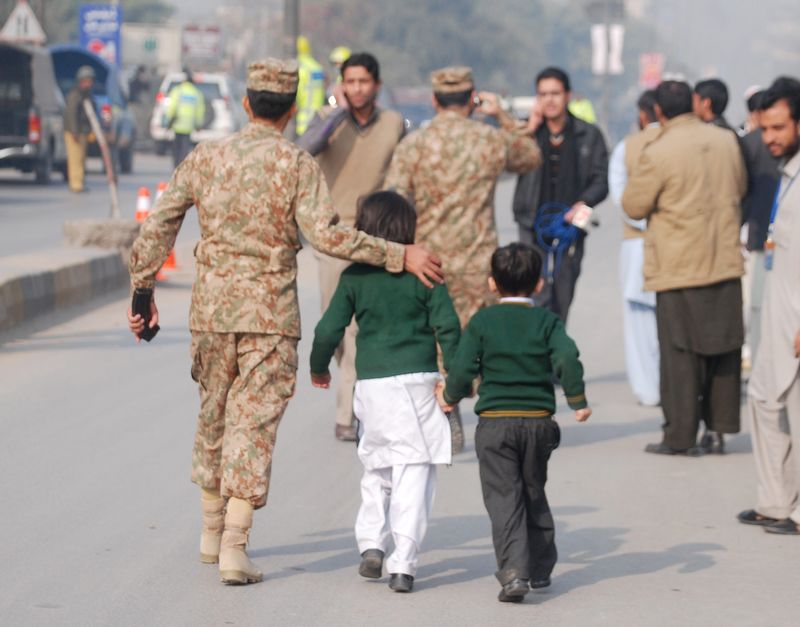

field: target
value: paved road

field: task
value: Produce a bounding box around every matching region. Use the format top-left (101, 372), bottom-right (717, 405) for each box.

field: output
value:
top-left (0, 153), bottom-right (193, 256)
top-left (0, 175), bottom-right (795, 626)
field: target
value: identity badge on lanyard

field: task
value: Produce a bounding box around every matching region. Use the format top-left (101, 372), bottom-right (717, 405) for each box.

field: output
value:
top-left (765, 171), bottom-right (797, 271)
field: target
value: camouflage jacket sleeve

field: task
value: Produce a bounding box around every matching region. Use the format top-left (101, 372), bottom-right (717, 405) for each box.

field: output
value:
top-left (129, 153), bottom-right (196, 289)
top-left (295, 152), bottom-right (405, 272)
top-left (383, 135), bottom-right (416, 200)
top-left (501, 125), bottom-right (542, 174)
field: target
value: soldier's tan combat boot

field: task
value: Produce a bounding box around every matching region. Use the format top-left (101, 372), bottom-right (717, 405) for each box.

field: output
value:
top-left (219, 497), bottom-right (263, 585)
top-left (200, 488), bottom-right (225, 564)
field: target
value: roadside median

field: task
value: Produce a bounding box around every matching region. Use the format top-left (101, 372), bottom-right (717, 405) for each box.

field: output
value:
top-left (0, 247), bottom-right (128, 332)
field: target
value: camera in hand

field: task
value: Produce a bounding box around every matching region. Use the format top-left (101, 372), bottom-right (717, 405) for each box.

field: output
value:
top-left (132, 288), bottom-right (160, 342)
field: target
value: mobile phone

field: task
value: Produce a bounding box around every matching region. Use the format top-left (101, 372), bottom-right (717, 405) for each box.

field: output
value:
top-left (132, 288), bottom-right (160, 342)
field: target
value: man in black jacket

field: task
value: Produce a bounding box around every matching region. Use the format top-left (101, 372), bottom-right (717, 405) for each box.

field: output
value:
top-left (512, 67), bottom-right (608, 322)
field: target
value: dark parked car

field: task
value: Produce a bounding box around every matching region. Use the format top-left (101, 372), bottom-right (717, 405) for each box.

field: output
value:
top-left (50, 45), bottom-right (137, 174)
top-left (0, 42), bottom-right (66, 183)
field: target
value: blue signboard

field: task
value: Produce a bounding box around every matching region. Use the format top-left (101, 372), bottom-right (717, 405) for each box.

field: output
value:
top-left (79, 4), bottom-right (123, 68)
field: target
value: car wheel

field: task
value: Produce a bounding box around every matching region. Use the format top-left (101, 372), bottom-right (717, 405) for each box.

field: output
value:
top-left (155, 140), bottom-right (167, 156)
top-left (119, 147), bottom-right (133, 174)
top-left (34, 147), bottom-right (52, 184)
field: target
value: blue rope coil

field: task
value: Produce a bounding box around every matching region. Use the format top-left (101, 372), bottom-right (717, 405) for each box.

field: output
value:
top-left (534, 202), bottom-right (581, 283)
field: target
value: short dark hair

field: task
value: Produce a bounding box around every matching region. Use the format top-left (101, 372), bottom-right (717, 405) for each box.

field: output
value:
top-left (247, 89), bottom-right (296, 120)
top-left (341, 52), bottom-right (380, 82)
top-left (536, 67), bottom-right (571, 93)
top-left (491, 243), bottom-right (542, 296)
top-left (433, 89), bottom-right (472, 108)
top-left (694, 78), bottom-right (729, 116)
top-left (355, 191), bottom-right (416, 245)
top-left (637, 89), bottom-right (657, 123)
top-left (746, 90), bottom-right (765, 113)
top-left (655, 81), bottom-right (693, 119)
top-left (758, 76), bottom-right (800, 122)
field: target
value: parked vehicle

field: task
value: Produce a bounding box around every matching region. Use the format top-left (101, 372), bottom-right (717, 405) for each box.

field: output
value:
top-left (49, 45), bottom-right (137, 174)
top-left (150, 71), bottom-right (245, 154)
top-left (0, 42), bottom-right (66, 183)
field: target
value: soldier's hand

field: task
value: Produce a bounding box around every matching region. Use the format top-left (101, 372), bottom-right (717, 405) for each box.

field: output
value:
top-left (574, 407), bottom-right (592, 422)
top-left (477, 91), bottom-right (501, 117)
top-left (404, 244), bottom-right (444, 288)
top-left (311, 372), bottom-right (332, 389)
top-left (127, 298), bottom-right (159, 344)
top-left (794, 330), bottom-right (800, 357)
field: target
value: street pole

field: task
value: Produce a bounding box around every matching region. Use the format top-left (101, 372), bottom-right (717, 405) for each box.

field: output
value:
top-left (601, 0), bottom-right (610, 136)
top-left (284, 0), bottom-right (298, 57)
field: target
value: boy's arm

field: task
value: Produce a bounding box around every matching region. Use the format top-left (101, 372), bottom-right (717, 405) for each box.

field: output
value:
top-left (310, 277), bottom-right (355, 377)
top-left (428, 284), bottom-right (461, 371)
top-left (443, 319), bottom-right (482, 405)
top-left (547, 318), bottom-right (588, 410)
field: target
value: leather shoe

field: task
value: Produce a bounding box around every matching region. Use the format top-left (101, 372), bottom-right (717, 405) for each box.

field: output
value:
top-left (530, 577), bottom-right (551, 589)
top-left (358, 549), bottom-right (384, 579)
top-left (498, 578), bottom-right (529, 603)
top-left (388, 573), bottom-right (414, 592)
top-left (699, 430), bottom-right (725, 454)
top-left (764, 518), bottom-right (800, 535)
top-left (335, 424), bottom-right (357, 441)
top-left (737, 509), bottom-right (783, 526)
top-left (644, 442), bottom-right (705, 457)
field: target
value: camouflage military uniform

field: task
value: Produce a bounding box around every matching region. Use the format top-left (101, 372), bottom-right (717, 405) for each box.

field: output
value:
top-left (385, 100), bottom-right (541, 327)
top-left (130, 60), bottom-right (405, 510)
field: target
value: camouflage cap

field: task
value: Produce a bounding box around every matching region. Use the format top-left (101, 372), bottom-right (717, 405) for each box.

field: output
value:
top-left (431, 66), bottom-right (474, 94)
top-left (247, 58), bottom-right (299, 94)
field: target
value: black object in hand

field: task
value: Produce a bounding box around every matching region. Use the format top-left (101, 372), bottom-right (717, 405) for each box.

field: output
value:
top-left (132, 288), bottom-right (160, 342)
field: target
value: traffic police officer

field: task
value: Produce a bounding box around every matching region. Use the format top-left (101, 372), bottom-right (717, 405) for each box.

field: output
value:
top-left (166, 67), bottom-right (206, 167)
top-left (295, 36), bottom-right (326, 136)
top-left (127, 58), bottom-right (443, 586)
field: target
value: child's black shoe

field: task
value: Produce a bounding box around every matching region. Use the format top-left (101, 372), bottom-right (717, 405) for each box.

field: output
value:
top-left (388, 573), bottom-right (414, 592)
top-left (498, 578), bottom-right (529, 603)
top-left (358, 549), bottom-right (384, 579)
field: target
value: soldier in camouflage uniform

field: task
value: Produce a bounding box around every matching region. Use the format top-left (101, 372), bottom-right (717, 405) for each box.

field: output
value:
top-left (127, 58), bottom-right (443, 586)
top-left (384, 66), bottom-right (541, 452)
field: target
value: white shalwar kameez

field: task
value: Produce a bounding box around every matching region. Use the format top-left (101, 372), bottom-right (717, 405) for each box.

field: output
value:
top-left (353, 372), bottom-right (451, 576)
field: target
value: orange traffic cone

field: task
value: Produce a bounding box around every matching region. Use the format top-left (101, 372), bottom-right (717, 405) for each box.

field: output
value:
top-left (135, 187), bottom-right (151, 222)
top-left (156, 181), bottom-right (178, 271)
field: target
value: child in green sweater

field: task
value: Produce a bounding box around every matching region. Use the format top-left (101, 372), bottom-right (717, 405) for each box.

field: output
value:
top-left (439, 242), bottom-right (591, 603)
top-left (310, 191), bottom-right (461, 593)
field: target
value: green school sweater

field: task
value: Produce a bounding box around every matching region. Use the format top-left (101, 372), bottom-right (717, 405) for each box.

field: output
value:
top-left (444, 301), bottom-right (587, 416)
top-left (310, 265), bottom-right (461, 380)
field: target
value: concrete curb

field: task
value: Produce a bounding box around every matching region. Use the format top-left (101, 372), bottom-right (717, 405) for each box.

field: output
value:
top-left (0, 247), bottom-right (128, 332)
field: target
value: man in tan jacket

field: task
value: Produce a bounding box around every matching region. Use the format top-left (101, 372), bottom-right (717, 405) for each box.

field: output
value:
top-left (622, 80), bottom-right (746, 456)
top-left (298, 52), bottom-right (405, 441)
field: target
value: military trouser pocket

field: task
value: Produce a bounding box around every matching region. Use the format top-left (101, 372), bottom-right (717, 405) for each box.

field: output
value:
top-left (275, 338), bottom-right (299, 371)
top-left (190, 335), bottom-right (205, 389)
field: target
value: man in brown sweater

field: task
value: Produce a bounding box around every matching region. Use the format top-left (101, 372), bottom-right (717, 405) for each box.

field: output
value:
top-left (298, 52), bottom-right (405, 441)
top-left (623, 80), bottom-right (747, 456)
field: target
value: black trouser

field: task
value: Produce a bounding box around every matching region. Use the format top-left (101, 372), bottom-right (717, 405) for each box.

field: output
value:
top-left (518, 225), bottom-right (585, 323)
top-left (173, 132), bottom-right (195, 168)
top-left (475, 416), bottom-right (561, 585)
top-left (656, 291), bottom-right (742, 450)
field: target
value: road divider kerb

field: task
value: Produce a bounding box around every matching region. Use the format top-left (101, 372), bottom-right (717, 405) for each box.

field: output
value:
top-left (0, 247), bottom-right (128, 332)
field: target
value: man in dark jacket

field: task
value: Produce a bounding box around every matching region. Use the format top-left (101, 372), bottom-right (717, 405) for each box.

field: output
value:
top-left (693, 78), bottom-right (736, 134)
top-left (512, 67), bottom-right (608, 322)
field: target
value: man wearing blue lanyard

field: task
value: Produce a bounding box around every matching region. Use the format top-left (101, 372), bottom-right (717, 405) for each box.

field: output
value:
top-left (739, 77), bottom-right (800, 535)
